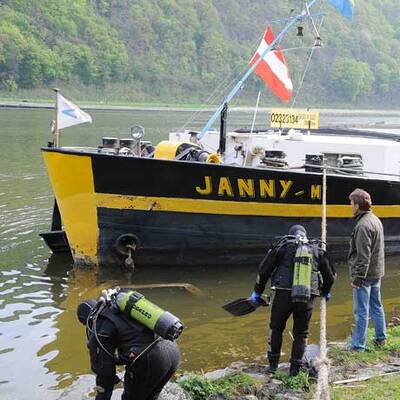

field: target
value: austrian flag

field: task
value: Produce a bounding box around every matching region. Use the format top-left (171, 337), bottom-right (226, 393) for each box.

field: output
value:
top-left (250, 26), bottom-right (293, 102)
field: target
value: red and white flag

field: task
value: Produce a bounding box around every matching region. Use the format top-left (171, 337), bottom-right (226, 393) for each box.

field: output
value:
top-left (250, 26), bottom-right (293, 102)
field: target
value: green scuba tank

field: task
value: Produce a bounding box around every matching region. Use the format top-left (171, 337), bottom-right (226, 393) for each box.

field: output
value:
top-left (116, 290), bottom-right (184, 341)
top-left (291, 242), bottom-right (313, 303)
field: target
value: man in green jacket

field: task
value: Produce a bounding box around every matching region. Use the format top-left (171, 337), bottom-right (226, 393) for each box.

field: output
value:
top-left (348, 188), bottom-right (386, 351)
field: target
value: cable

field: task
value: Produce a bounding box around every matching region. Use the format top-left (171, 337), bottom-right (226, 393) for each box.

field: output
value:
top-left (291, 2), bottom-right (325, 107)
top-left (280, 45), bottom-right (324, 52)
top-left (178, 21), bottom-right (270, 132)
top-left (90, 302), bottom-right (116, 360)
top-left (291, 17), bottom-right (325, 108)
top-left (130, 337), bottom-right (162, 365)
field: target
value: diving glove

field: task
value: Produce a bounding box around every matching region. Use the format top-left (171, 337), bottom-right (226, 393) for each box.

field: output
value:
top-left (250, 291), bottom-right (261, 304)
top-left (324, 293), bottom-right (332, 302)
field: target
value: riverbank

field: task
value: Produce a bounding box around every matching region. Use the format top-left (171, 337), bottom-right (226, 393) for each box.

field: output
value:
top-left (169, 323), bottom-right (400, 400)
top-left (1, 99), bottom-right (400, 118)
top-left (62, 328), bottom-right (400, 400)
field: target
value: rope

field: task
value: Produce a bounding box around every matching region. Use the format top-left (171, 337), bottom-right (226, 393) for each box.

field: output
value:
top-left (178, 27), bottom-right (266, 133)
top-left (178, 62), bottom-right (252, 133)
top-left (280, 45), bottom-right (322, 52)
top-left (291, 16), bottom-right (325, 108)
top-left (178, 75), bottom-right (234, 132)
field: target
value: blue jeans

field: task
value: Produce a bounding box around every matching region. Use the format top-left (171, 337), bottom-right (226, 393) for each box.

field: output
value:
top-left (351, 278), bottom-right (386, 350)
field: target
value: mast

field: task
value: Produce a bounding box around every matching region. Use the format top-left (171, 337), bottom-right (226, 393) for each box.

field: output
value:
top-left (197, 0), bottom-right (319, 139)
top-left (218, 103), bottom-right (228, 156)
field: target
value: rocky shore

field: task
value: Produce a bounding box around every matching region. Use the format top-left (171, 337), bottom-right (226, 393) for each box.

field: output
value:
top-left (59, 322), bottom-right (400, 399)
top-left (159, 359), bottom-right (400, 400)
top-left (158, 338), bottom-right (400, 400)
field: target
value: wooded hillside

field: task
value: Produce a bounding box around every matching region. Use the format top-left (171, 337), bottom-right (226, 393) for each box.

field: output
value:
top-left (0, 0), bottom-right (399, 107)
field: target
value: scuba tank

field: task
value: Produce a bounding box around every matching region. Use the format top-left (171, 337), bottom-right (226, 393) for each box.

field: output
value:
top-left (116, 290), bottom-right (184, 341)
top-left (291, 238), bottom-right (314, 303)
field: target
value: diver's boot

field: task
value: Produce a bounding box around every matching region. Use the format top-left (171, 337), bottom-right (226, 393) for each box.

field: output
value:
top-left (289, 366), bottom-right (300, 376)
top-left (267, 352), bottom-right (280, 374)
top-left (267, 361), bottom-right (279, 374)
top-left (289, 360), bottom-right (302, 376)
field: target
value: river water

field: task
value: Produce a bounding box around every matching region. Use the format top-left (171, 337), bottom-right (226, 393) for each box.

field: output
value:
top-left (1, 107), bottom-right (400, 399)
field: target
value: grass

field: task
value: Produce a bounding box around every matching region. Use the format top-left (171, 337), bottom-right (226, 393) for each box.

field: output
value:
top-left (329, 325), bottom-right (400, 399)
top-left (177, 372), bottom-right (261, 400)
top-left (328, 325), bottom-right (400, 366)
top-left (273, 370), bottom-right (311, 391)
top-left (177, 327), bottom-right (400, 400)
top-left (332, 375), bottom-right (400, 400)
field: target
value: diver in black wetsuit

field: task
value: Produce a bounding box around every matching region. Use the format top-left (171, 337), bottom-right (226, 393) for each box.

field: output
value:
top-left (77, 299), bottom-right (180, 400)
top-left (250, 225), bottom-right (336, 375)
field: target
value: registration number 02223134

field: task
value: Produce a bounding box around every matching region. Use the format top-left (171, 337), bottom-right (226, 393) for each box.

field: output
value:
top-left (270, 109), bottom-right (319, 129)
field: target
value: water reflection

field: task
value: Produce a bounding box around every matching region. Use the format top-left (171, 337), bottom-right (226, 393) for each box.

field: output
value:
top-left (0, 267), bottom-right (61, 398)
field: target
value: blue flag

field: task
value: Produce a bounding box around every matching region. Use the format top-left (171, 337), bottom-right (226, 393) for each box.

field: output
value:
top-left (328, 0), bottom-right (354, 21)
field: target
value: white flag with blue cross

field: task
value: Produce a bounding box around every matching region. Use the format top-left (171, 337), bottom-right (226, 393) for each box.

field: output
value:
top-left (57, 93), bottom-right (92, 130)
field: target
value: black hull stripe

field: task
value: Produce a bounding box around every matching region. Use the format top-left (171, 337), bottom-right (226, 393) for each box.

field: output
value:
top-left (97, 207), bottom-right (400, 266)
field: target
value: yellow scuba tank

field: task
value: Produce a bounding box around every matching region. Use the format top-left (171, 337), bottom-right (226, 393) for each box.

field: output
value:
top-left (116, 290), bottom-right (184, 341)
top-left (291, 241), bottom-right (313, 303)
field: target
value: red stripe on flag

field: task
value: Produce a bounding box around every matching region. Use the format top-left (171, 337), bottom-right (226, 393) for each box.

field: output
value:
top-left (250, 26), bottom-right (293, 102)
top-left (264, 27), bottom-right (286, 64)
top-left (251, 54), bottom-right (292, 103)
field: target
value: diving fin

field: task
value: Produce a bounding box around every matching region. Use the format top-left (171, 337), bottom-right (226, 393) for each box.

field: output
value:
top-left (222, 295), bottom-right (270, 317)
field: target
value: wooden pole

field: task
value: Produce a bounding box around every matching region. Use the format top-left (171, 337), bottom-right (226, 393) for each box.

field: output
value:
top-left (315, 163), bottom-right (330, 400)
top-left (321, 163), bottom-right (327, 250)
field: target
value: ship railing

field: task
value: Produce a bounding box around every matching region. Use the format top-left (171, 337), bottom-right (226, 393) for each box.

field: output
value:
top-left (303, 163), bottom-right (400, 180)
top-left (61, 146), bottom-right (99, 152)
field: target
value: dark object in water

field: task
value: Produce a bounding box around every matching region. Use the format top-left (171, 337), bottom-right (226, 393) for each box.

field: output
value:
top-left (39, 199), bottom-right (71, 253)
top-left (39, 230), bottom-right (70, 253)
top-left (222, 295), bottom-right (270, 316)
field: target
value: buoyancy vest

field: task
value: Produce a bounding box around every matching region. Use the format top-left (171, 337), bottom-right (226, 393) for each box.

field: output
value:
top-left (95, 305), bottom-right (155, 363)
top-left (270, 240), bottom-right (321, 296)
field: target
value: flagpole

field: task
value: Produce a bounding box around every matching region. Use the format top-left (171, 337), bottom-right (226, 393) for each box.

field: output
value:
top-left (53, 87), bottom-right (60, 148)
top-left (197, 0), bottom-right (319, 139)
top-left (250, 89), bottom-right (261, 134)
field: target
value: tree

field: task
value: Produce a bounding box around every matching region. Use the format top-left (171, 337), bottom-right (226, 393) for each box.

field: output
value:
top-left (374, 63), bottom-right (391, 94)
top-left (329, 58), bottom-right (374, 103)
